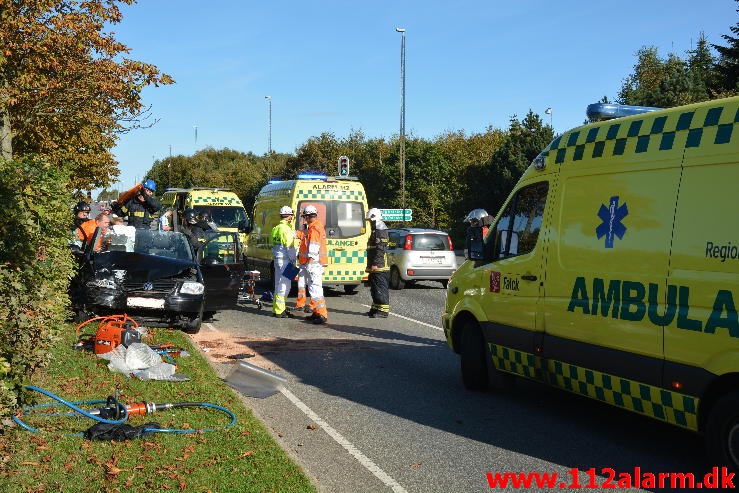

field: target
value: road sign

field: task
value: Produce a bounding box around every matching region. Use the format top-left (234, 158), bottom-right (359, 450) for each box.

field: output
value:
top-left (379, 208), bottom-right (412, 221)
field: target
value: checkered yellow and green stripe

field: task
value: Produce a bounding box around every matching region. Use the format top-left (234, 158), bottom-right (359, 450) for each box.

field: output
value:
top-left (296, 189), bottom-right (365, 200)
top-left (544, 101), bottom-right (738, 166)
top-left (489, 344), bottom-right (544, 380)
top-left (489, 343), bottom-right (699, 430)
top-left (323, 269), bottom-right (365, 282)
top-left (323, 250), bottom-right (367, 281)
top-left (192, 196), bottom-right (243, 206)
top-left (329, 249), bottom-right (366, 263)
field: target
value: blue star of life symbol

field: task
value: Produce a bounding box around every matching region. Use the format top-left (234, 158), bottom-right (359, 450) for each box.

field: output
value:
top-left (596, 196), bottom-right (628, 248)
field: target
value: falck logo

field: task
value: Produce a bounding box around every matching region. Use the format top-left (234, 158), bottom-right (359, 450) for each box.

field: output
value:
top-left (596, 196), bottom-right (628, 248)
top-left (143, 282), bottom-right (154, 291)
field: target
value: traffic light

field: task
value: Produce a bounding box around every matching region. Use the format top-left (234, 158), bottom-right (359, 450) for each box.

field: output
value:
top-left (338, 156), bottom-right (350, 176)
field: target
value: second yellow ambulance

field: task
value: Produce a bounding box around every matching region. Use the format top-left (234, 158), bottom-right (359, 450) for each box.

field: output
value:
top-left (246, 174), bottom-right (370, 293)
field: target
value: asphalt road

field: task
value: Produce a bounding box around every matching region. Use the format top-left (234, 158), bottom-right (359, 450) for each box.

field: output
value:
top-left (202, 273), bottom-right (710, 493)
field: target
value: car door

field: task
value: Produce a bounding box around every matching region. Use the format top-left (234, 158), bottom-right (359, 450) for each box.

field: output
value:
top-left (199, 232), bottom-right (245, 311)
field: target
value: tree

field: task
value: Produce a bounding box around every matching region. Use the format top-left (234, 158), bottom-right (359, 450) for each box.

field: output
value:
top-left (467, 111), bottom-right (553, 229)
top-left (713, 0), bottom-right (739, 93)
top-left (0, 0), bottom-right (173, 190)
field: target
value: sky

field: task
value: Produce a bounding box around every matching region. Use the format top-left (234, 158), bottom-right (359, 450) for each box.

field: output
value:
top-left (110, 0), bottom-right (737, 190)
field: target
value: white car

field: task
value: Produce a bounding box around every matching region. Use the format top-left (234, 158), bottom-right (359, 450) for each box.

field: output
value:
top-left (386, 228), bottom-right (457, 289)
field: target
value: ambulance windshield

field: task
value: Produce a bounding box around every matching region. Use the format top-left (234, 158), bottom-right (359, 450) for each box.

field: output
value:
top-left (297, 200), bottom-right (365, 238)
top-left (193, 206), bottom-right (247, 229)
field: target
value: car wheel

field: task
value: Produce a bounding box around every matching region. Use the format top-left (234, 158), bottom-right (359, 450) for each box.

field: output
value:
top-left (343, 284), bottom-right (358, 295)
top-left (389, 267), bottom-right (405, 290)
top-left (706, 390), bottom-right (739, 473)
top-left (460, 320), bottom-right (489, 391)
top-left (181, 311), bottom-right (203, 334)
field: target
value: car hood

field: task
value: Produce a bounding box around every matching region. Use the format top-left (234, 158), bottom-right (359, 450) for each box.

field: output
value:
top-left (92, 252), bottom-right (200, 282)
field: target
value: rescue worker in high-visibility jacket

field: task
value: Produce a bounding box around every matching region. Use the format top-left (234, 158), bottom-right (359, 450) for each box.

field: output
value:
top-left (292, 220), bottom-right (312, 313)
top-left (271, 206), bottom-right (297, 318)
top-left (365, 208), bottom-right (390, 317)
top-left (297, 204), bottom-right (329, 324)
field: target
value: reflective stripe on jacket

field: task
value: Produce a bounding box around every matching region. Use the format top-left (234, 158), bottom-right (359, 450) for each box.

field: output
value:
top-left (298, 220), bottom-right (328, 266)
top-left (366, 220), bottom-right (389, 272)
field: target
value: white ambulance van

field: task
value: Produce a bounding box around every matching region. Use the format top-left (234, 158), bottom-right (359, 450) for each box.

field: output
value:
top-left (443, 96), bottom-right (739, 470)
top-left (246, 174), bottom-right (370, 293)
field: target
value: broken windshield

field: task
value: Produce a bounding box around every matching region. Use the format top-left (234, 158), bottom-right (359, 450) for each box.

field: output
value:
top-left (101, 227), bottom-right (194, 261)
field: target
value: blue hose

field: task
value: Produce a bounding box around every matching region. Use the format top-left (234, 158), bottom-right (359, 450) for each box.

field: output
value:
top-left (14, 386), bottom-right (236, 435)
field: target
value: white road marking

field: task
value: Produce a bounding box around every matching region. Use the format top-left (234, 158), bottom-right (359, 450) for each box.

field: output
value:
top-left (280, 387), bottom-right (408, 493)
top-left (361, 304), bottom-right (443, 331)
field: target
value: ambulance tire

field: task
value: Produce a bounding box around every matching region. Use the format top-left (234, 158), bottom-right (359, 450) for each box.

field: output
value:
top-left (389, 267), bottom-right (405, 290)
top-left (460, 321), bottom-right (488, 391)
top-left (705, 390), bottom-right (739, 473)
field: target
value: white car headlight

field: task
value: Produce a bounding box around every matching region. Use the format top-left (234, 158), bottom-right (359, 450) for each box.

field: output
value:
top-left (89, 279), bottom-right (117, 290)
top-left (180, 281), bottom-right (204, 295)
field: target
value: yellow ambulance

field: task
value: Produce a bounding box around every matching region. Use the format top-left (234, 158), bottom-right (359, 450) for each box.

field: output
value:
top-left (246, 174), bottom-right (369, 293)
top-left (443, 96), bottom-right (739, 470)
top-left (160, 187), bottom-right (250, 244)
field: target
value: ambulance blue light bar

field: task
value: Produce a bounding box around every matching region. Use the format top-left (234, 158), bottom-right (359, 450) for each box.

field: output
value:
top-left (586, 103), bottom-right (662, 121)
top-left (297, 173), bottom-right (327, 180)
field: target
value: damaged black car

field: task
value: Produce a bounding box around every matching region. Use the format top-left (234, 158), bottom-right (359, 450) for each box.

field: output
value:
top-left (70, 226), bottom-right (244, 333)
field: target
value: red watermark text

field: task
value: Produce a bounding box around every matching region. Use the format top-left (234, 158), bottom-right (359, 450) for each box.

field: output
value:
top-left (485, 466), bottom-right (735, 489)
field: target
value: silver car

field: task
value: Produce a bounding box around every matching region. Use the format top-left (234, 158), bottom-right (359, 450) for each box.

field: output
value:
top-left (386, 228), bottom-right (457, 289)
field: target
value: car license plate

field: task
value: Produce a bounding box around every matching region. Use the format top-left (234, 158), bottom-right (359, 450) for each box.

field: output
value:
top-left (421, 256), bottom-right (444, 265)
top-left (127, 297), bottom-right (165, 309)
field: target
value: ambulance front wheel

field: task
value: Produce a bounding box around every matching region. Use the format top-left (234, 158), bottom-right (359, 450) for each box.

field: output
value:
top-left (460, 320), bottom-right (489, 391)
top-left (705, 390), bottom-right (739, 474)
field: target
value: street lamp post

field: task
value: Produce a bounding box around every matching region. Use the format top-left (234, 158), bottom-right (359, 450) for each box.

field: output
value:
top-left (265, 96), bottom-right (272, 154)
top-left (396, 27), bottom-right (406, 222)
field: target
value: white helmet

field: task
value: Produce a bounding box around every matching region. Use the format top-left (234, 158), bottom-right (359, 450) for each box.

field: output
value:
top-left (464, 208), bottom-right (489, 224)
top-left (279, 205), bottom-right (294, 216)
top-left (366, 208), bottom-right (382, 221)
top-left (301, 205), bottom-right (318, 216)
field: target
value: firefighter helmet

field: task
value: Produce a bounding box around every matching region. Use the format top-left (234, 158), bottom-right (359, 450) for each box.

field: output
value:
top-left (366, 208), bottom-right (382, 221)
top-left (142, 179), bottom-right (157, 192)
top-left (279, 206), bottom-right (294, 217)
top-left (301, 205), bottom-right (318, 217)
top-left (184, 208), bottom-right (198, 225)
top-left (464, 208), bottom-right (489, 225)
top-left (73, 201), bottom-right (91, 214)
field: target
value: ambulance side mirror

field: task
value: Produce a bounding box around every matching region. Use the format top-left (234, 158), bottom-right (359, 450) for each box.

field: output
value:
top-left (239, 219), bottom-right (252, 233)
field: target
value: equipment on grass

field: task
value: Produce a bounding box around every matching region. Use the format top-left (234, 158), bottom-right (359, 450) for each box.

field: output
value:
top-left (75, 315), bottom-right (142, 355)
top-left (14, 386), bottom-right (236, 439)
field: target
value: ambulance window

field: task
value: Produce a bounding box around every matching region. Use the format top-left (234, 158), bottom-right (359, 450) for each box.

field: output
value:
top-left (297, 200), bottom-right (365, 238)
top-left (491, 181), bottom-right (548, 259)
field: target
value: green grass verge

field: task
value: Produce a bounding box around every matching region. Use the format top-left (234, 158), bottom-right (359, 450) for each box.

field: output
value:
top-left (0, 324), bottom-right (316, 493)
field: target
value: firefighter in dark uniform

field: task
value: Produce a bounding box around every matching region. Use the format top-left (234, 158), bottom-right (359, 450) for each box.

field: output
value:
top-left (112, 179), bottom-right (161, 229)
top-left (365, 208), bottom-right (390, 318)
